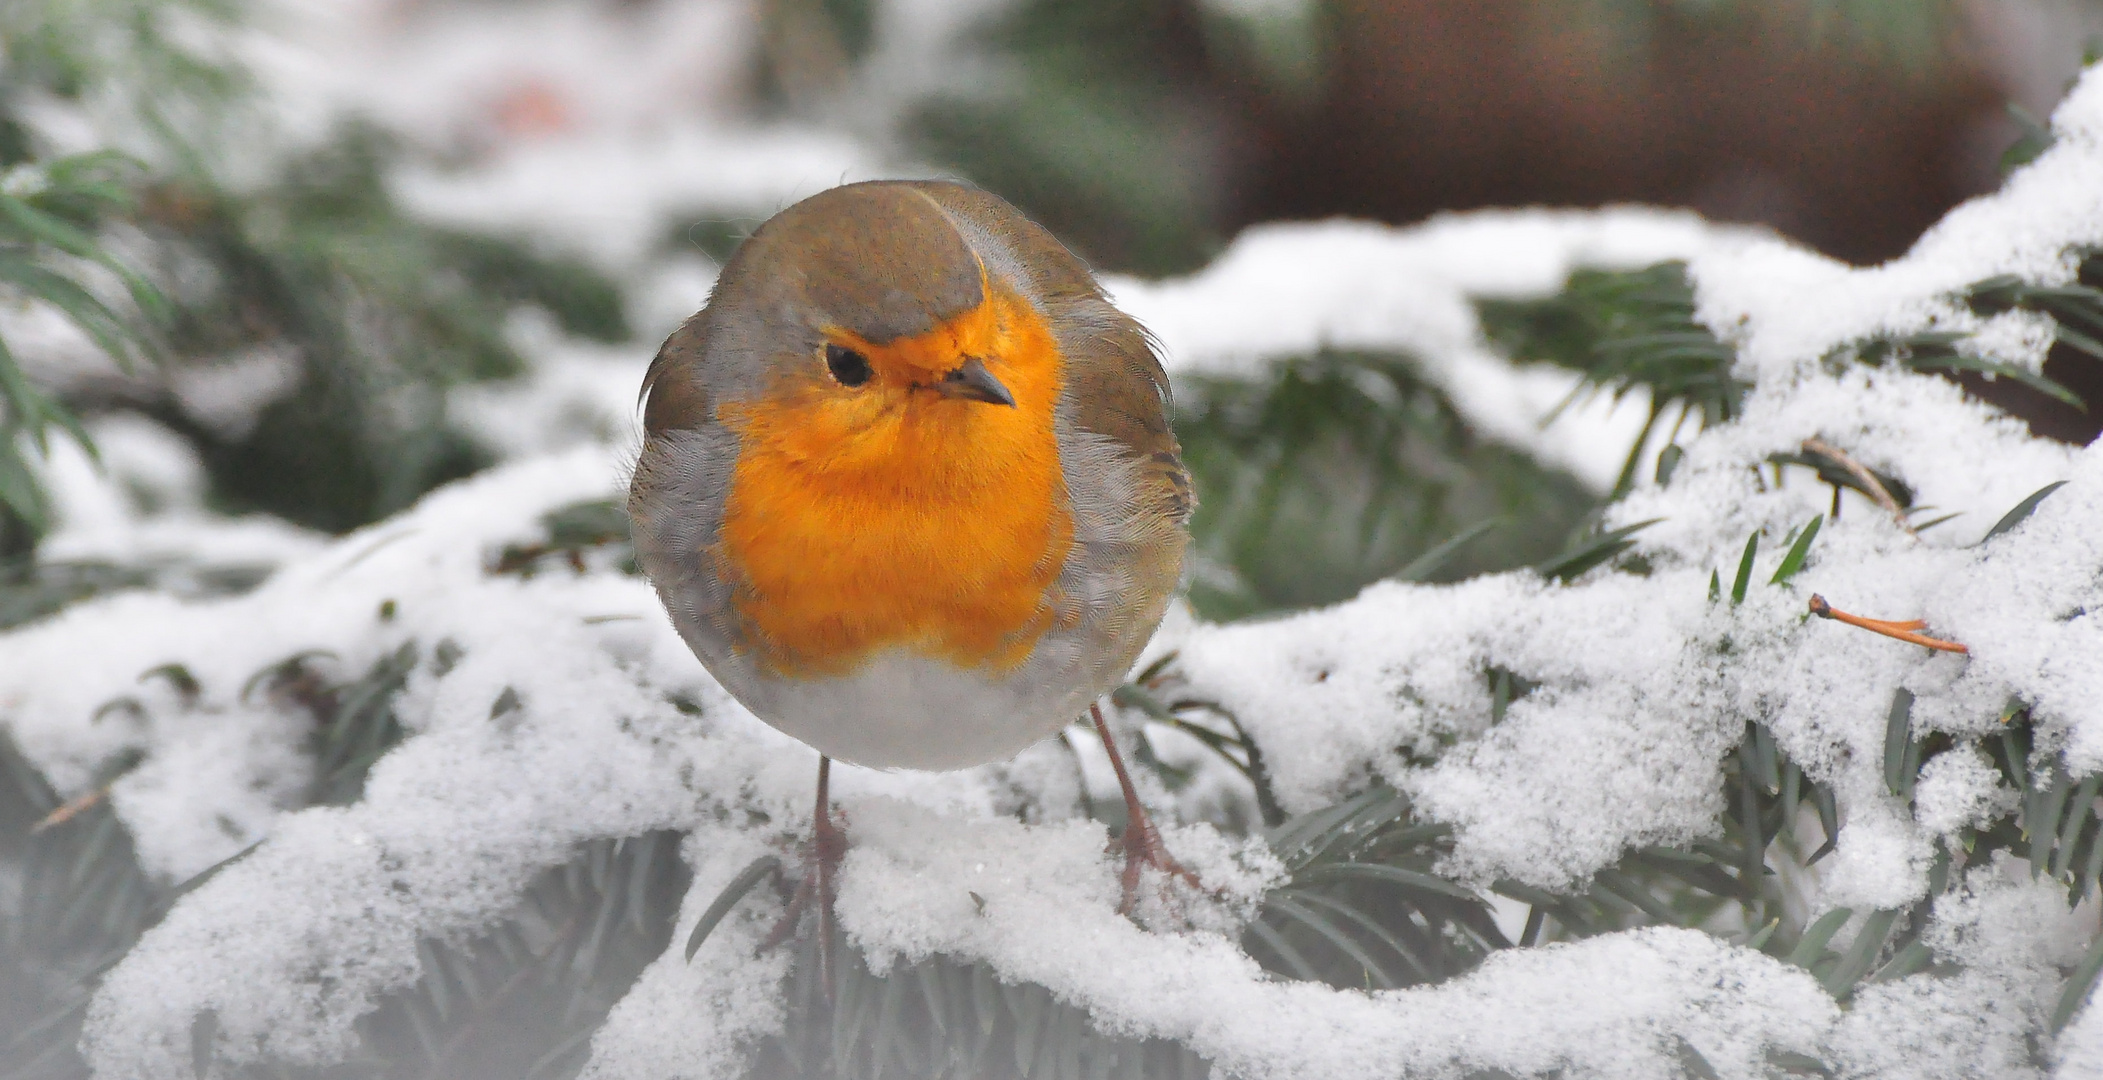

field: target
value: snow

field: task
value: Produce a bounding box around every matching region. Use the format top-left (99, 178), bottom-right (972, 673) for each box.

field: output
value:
top-left (825, 805), bottom-right (1833, 1080)
top-left (581, 827), bottom-right (795, 1080)
top-left (1167, 66), bottom-right (2103, 917)
top-left (6, 4), bottom-right (2103, 1074)
top-left (1835, 868), bottom-right (2092, 1080)
top-left (1110, 207), bottom-right (1757, 491)
top-left (29, 415), bottom-right (326, 573)
top-left (1939, 447), bottom-right (2103, 772)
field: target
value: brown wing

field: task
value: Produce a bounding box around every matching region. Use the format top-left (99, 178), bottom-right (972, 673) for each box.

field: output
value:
top-left (1051, 296), bottom-right (1193, 638)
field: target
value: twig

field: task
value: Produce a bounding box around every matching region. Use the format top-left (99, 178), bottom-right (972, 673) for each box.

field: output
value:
top-left (1801, 438), bottom-right (1914, 535)
top-left (32, 786), bottom-right (109, 833)
top-left (1808, 595), bottom-right (1967, 653)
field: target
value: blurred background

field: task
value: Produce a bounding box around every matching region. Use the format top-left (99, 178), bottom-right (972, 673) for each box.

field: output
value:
top-left (1, 0), bottom-right (2100, 622)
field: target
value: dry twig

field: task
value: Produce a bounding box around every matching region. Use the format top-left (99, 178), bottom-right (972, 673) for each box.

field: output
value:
top-left (1801, 438), bottom-right (1914, 535)
top-left (1808, 594), bottom-right (1967, 653)
top-left (32, 786), bottom-right (109, 834)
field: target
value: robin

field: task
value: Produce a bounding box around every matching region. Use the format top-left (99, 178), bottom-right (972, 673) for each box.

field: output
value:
top-left (628, 180), bottom-right (1198, 955)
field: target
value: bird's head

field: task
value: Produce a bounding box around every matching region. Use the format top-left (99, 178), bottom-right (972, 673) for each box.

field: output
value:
top-left (645, 182), bottom-right (1062, 479)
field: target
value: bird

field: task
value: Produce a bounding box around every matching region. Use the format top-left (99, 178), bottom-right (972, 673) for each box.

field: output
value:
top-left (628, 180), bottom-right (1197, 962)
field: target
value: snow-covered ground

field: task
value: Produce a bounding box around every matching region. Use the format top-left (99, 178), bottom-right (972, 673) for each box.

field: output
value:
top-left (7, 0), bottom-right (2103, 1075)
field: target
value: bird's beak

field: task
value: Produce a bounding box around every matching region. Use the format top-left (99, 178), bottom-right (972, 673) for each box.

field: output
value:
top-left (935, 356), bottom-right (1016, 407)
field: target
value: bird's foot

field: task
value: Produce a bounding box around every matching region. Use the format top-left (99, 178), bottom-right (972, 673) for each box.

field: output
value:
top-left (1112, 813), bottom-right (1202, 916)
top-left (1087, 702), bottom-right (1205, 916)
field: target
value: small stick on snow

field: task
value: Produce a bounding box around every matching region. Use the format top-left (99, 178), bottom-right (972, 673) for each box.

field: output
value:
top-left (1801, 438), bottom-right (1915, 536)
top-left (32, 786), bottom-right (109, 833)
top-left (1808, 594), bottom-right (1967, 653)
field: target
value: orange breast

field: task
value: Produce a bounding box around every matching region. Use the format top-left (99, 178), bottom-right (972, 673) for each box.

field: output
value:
top-left (713, 284), bottom-right (1074, 678)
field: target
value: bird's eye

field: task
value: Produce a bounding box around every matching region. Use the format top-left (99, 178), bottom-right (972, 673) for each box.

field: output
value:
top-left (825, 344), bottom-right (872, 387)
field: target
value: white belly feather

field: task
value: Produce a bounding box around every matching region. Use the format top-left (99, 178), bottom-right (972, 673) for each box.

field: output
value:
top-left (725, 649), bottom-right (1099, 771)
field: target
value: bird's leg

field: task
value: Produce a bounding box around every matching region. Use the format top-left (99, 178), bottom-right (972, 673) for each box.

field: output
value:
top-left (809, 755), bottom-right (845, 993)
top-left (759, 755), bottom-right (847, 996)
top-left (1091, 703), bottom-right (1200, 913)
